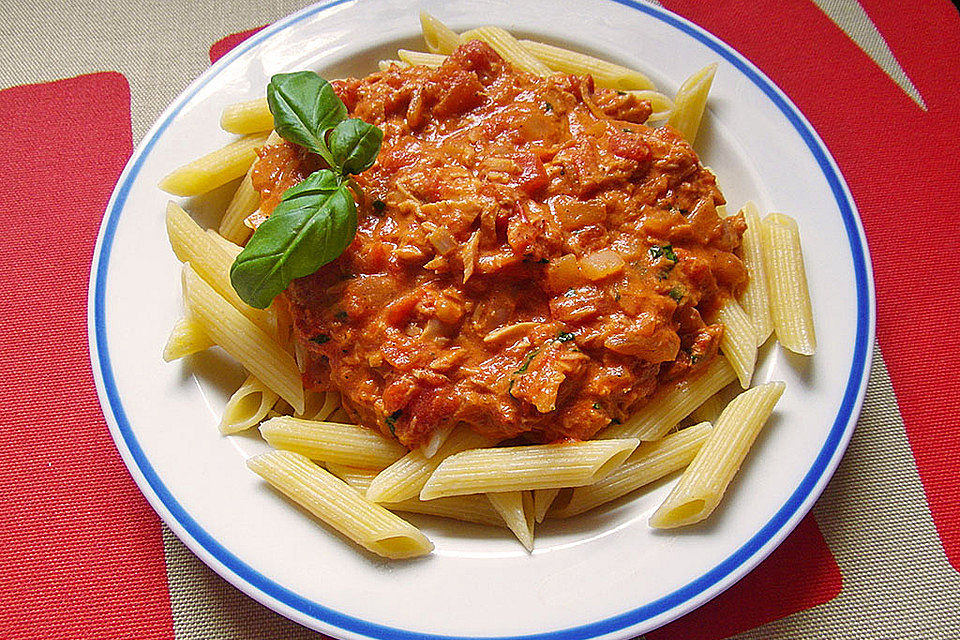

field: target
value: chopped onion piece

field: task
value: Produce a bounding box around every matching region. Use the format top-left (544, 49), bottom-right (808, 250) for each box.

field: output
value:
top-left (579, 249), bottom-right (625, 280)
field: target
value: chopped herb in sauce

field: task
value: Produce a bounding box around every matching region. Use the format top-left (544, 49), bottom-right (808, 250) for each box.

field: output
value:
top-left (544, 102), bottom-right (553, 112)
top-left (385, 409), bottom-right (402, 434)
top-left (593, 402), bottom-right (602, 411)
top-left (372, 199), bottom-right (387, 212)
top-left (310, 334), bottom-right (331, 344)
top-left (667, 287), bottom-right (684, 302)
top-left (515, 347), bottom-right (541, 374)
top-left (649, 244), bottom-right (678, 262)
top-left (556, 332), bottom-right (576, 342)
top-left (334, 309), bottom-right (349, 321)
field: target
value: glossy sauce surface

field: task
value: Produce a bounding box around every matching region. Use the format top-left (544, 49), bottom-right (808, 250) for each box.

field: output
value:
top-left (252, 41), bottom-right (747, 448)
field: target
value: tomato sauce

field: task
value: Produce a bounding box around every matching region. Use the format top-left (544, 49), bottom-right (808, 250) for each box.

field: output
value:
top-left (252, 41), bottom-right (747, 448)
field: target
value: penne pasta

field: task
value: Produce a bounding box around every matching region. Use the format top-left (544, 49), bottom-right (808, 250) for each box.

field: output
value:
top-left (326, 463), bottom-right (378, 492)
top-left (667, 63), bottom-right (717, 145)
top-left (388, 494), bottom-right (506, 528)
top-left (218, 170), bottom-right (259, 245)
top-left (628, 90), bottom-right (675, 121)
top-left (162, 315), bottom-right (213, 361)
top-left (649, 382), bottom-right (785, 528)
top-left (296, 390), bottom-right (340, 422)
top-left (378, 59), bottom-right (409, 72)
top-left (689, 388), bottom-right (730, 425)
top-left (159, 132), bottom-right (268, 197)
top-left (419, 12), bottom-right (460, 55)
top-left (599, 357), bottom-right (736, 441)
top-left (182, 264), bottom-right (304, 413)
top-left (737, 202), bottom-right (774, 345)
top-left (459, 27), bottom-right (553, 76)
top-left (259, 415), bottom-right (406, 470)
top-left (419, 439), bottom-right (639, 500)
top-left (219, 374), bottom-right (279, 434)
top-left (518, 40), bottom-right (655, 91)
top-left (328, 464), bottom-right (507, 528)
top-left (552, 422), bottom-right (713, 518)
top-left (533, 488), bottom-right (561, 523)
top-left (367, 426), bottom-right (490, 503)
top-left (248, 450), bottom-right (432, 559)
top-left (397, 49), bottom-right (448, 68)
top-left (166, 201), bottom-right (276, 336)
top-left (762, 213), bottom-right (816, 355)
top-left (220, 97), bottom-right (273, 134)
top-left (717, 298), bottom-right (758, 388)
top-left (204, 228), bottom-right (243, 258)
top-left (487, 491), bottom-right (535, 550)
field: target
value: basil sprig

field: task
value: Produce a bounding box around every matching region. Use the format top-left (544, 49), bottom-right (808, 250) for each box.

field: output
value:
top-left (230, 72), bottom-right (383, 309)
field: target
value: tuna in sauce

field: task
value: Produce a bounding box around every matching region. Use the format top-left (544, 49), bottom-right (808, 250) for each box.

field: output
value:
top-left (251, 41), bottom-right (747, 449)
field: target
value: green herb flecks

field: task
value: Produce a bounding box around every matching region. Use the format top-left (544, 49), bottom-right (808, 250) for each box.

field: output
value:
top-left (310, 334), bottom-right (331, 345)
top-left (556, 331), bottom-right (576, 342)
top-left (230, 71), bottom-right (383, 309)
top-left (385, 410), bottom-right (402, 435)
top-left (649, 244), bottom-right (678, 263)
top-left (667, 286), bottom-right (684, 302)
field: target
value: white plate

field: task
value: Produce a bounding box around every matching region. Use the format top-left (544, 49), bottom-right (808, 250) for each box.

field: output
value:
top-left (88, 1), bottom-right (874, 638)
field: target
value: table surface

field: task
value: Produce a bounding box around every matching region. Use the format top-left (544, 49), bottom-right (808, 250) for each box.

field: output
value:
top-left (1, 1), bottom-right (958, 638)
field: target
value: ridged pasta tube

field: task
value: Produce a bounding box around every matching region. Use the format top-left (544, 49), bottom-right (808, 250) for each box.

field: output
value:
top-left (419, 439), bottom-right (639, 500)
top-left (248, 451), bottom-right (432, 559)
top-left (159, 132), bottom-right (268, 197)
top-left (762, 213), bottom-right (817, 355)
top-left (649, 382), bottom-right (785, 528)
top-left (259, 416), bottom-right (406, 470)
top-left (600, 357), bottom-right (736, 441)
top-left (552, 422), bottom-right (712, 518)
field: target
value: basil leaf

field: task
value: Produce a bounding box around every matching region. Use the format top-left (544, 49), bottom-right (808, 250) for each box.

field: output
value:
top-left (267, 71), bottom-right (347, 160)
top-left (328, 118), bottom-right (384, 175)
top-left (230, 170), bottom-right (357, 308)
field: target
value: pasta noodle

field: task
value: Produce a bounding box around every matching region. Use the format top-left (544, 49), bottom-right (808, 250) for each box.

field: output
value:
top-left (419, 439), bottom-right (639, 500)
top-left (419, 12), bottom-right (460, 55)
top-left (159, 132), bottom-right (268, 197)
top-left (220, 97), bottom-right (273, 134)
top-left (182, 264), bottom-right (304, 413)
top-left (166, 201), bottom-right (276, 336)
top-left (259, 416), bottom-right (406, 470)
top-left (552, 422), bottom-right (712, 518)
top-left (518, 39), bottom-right (655, 91)
top-left (533, 488), bottom-right (561, 523)
top-left (649, 382), bottom-right (784, 528)
top-left (716, 298), bottom-right (758, 389)
top-left (599, 357), bottom-right (736, 441)
top-left (328, 463), bottom-right (508, 528)
top-left (737, 202), bottom-right (774, 345)
top-left (397, 49), bottom-right (447, 68)
top-left (219, 375), bottom-right (279, 434)
top-left (762, 213), bottom-right (817, 355)
top-left (667, 63), bottom-right (717, 144)
top-left (248, 450), bottom-right (432, 558)
top-left (218, 169), bottom-right (259, 245)
top-left (162, 316), bottom-right (213, 361)
top-left (487, 491), bottom-right (535, 550)
top-left (366, 426), bottom-right (490, 503)
top-left (458, 27), bottom-right (553, 76)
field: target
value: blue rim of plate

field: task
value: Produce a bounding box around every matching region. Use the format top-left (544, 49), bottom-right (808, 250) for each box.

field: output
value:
top-left (89, 0), bottom-right (874, 638)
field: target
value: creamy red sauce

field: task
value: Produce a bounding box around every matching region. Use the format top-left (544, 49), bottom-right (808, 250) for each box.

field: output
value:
top-left (252, 41), bottom-right (747, 448)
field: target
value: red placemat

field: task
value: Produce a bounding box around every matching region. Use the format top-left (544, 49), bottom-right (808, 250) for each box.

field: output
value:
top-left (1, 1), bottom-right (959, 637)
